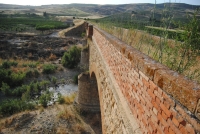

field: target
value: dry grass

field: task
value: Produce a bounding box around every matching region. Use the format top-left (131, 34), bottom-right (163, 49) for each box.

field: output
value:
top-left (92, 23), bottom-right (200, 83)
top-left (39, 106), bottom-right (44, 113)
top-left (56, 127), bottom-right (68, 134)
top-left (0, 58), bottom-right (49, 74)
top-left (63, 93), bottom-right (77, 105)
top-left (0, 104), bottom-right (98, 134)
top-left (57, 108), bottom-right (75, 120)
top-left (72, 123), bottom-right (85, 133)
top-left (48, 53), bottom-right (57, 61)
top-left (0, 117), bottom-right (14, 130)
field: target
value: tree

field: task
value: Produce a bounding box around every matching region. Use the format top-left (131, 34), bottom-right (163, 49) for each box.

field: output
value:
top-left (43, 12), bottom-right (47, 17)
top-left (61, 46), bottom-right (81, 69)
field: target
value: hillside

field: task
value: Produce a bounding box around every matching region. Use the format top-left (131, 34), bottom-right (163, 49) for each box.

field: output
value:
top-left (0, 3), bottom-right (199, 16)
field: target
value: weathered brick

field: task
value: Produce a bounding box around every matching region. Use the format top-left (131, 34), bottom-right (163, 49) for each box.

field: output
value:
top-left (158, 113), bottom-right (168, 128)
top-left (161, 110), bottom-right (169, 121)
top-left (149, 81), bottom-right (158, 91)
top-left (151, 100), bottom-right (160, 111)
top-left (179, 124), bottom-right (187, 134)
top-left (142, 77), bottom-right (150, 89)
top-left (150, 110), bottom-right (159, 124)
top-left (186, 124), bottom-right (195, 134)
top-left (153, 107), bottom-right (158, 115)
top-left (172, 116), bottom-right (179, 127)
top-left (148, 88), bottom-right (156, 100)
top-left (160, 103), bottom-right (172, 118)
top-left (167, 119), bottom-right (182, 134)
top-left (139, 71), bottom-right (149, 81)
top-left (91, 26), bottom-right (199, 134)
top-left (176, 105), bottom-right (200, 132)
top-left (157, 87), bottom-right (163, 96)
top-left (168, 127), bottom-right (175, 134)
top-left (155, 96), bottom-right (161, 105)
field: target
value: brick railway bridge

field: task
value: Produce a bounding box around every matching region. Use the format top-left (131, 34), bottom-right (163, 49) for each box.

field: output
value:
top-left (74, 22), bottom-right (200, 133)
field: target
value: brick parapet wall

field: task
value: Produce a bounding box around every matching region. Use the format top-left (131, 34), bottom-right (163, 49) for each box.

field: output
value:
top-left (64, 22), bottom-right (85, 37)
top-left (91, 26), bottom-right (200, 133)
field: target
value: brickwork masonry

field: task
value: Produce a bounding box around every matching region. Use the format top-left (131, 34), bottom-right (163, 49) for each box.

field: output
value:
top-left (86, 24), bottom-right (200, 133)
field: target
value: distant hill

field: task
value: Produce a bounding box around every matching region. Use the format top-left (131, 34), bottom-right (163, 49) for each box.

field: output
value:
top-left (0, 3), bottom-right (199, 16)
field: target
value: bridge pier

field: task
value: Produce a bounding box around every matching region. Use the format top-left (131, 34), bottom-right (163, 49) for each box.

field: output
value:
top-left (74, 72), bottom-right (100, 112)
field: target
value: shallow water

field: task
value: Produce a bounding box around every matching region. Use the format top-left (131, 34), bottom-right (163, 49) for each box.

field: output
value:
top-left (48, 32), bottom-right (59, 37)
top-left (8, 39), bottom-right (28, 45)
top-left (47, 84), bottom-right (78, 105)
top-left (49, 83), bottom-right (78, 96)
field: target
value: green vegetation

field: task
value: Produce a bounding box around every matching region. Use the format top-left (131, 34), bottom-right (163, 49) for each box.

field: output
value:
top-left (42, 64), bottom-right (57, 74)
top-left (0, 14), bottom-right (70, 33)
top-left (39, 91), bottom-right (52, 107)
top-left (0, 80), bottom-right (52, 116)
top-left (61, 46), bottom-right (81, 69)
top-left (26, 69), bottom-right (40, 78)
top-left (0, 69), bottom-right (26, 88)
top-left (0, 99), bottom-right (35, 116)
top-left (0, 59), bottom-right (60, 116)
top-left (57, 93), bottom-right (65, 104)
top-left (2, 61), bottom-right (18, 69)
top-left (51, 76), bottom-right (57, 85)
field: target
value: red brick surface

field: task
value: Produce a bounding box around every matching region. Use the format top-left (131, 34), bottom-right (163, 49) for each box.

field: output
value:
top-left (92, 27), bottom-right (200, 133)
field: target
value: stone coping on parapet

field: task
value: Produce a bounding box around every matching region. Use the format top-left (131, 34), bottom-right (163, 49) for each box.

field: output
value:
top-left (91, 25), bottom-right (200, 120)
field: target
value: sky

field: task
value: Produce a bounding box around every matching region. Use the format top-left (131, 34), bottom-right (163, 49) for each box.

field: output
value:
top-left (0, 0), bottom-right (200, 6)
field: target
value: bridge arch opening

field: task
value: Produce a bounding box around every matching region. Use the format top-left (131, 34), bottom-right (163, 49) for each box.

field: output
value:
top-left (90, 72), bottom-right (100, 107)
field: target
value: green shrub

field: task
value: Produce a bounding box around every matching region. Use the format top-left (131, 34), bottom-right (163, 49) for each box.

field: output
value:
top-left (39, 91), bottom-right (52, 107)
top-left (42, 64), bottom-right (57, 74)
top-left (10, 61), bottom-right (18, 67)
top-left (1, 61), bottom-right (18, 69)
top-left (9, 72), bottom-right (26, 87)
top-left (21, 89), bottom-right (31, 101)
top-left (26, 70), bottom-right (33, 77)
top-left (26, 69), bottom-right (40, 78)
top-left (1, 82), bottom-right (11, 96)
top-left (0, 99), bottom-right (35, 116)
top-left (0, 68), bottom-right (26, 88)
top-left (51, 76), bottom-right (57, 85)
top-left (33, 69), bottom-right (40, 77)
top-left (39, 80), bottom-right (50, 90)
top-left (61, 46), bottom-right (81, 69)
top-left (22, 63), bottom-right (28, 67)
top-left (0, 69), bottom-right (10, 85)
top-left (11, 85), bottom-right (27, 97)
top-left (28, 63), bottom-right (37, 68)
top-left (81, 32), bottom-right (86, 37)
top-left (2, 61), bottom-right (11, 69)
top-left (57, 93), bottom-right (65, 104)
